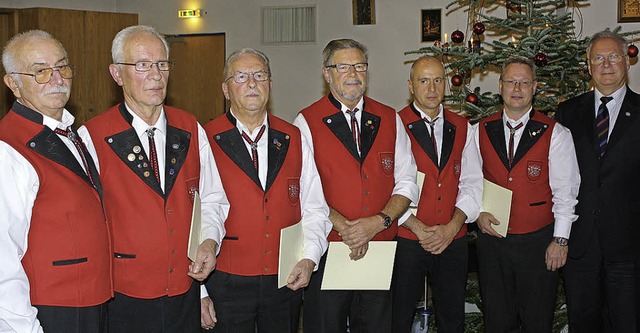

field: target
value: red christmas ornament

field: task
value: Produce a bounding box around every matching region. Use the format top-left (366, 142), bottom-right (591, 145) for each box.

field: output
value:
top-left (534, 52), bottom-right (548, 67)
top-left (451, 74), bottom-right (464, 87)
top-left (473, 22), bottom-right (486, 35)
top-left (628, 44), bottom-right (639, 58)
top-left (465, 93), bottom-right (479, 105)
top-left (451, 30), bottom-right (465, 44)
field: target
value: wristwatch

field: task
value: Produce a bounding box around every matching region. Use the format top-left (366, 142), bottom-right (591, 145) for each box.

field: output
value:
top-left (377, 212), bottom-right (392, 229)
top-left (553, 237), bottom-right (568, 246)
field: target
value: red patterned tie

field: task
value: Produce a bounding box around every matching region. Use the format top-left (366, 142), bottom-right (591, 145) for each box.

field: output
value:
top-left (54, 126), bottom-right (96, 188)
top-left (507, 122), bottom-right (523, 168)
top-left (241, 125), bottom-right (266, 171)
top-left (146, 128), bottom-right (161, 187)
top-left (346, 108), bottom-right (360, 152)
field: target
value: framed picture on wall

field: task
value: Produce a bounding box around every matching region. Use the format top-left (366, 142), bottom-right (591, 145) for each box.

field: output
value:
top-left (619, 0), bottom-right (640, 23)
top-left (353, 0), bottom-right (376, 25)
top-left (421, 9), bottom-right (441, 42)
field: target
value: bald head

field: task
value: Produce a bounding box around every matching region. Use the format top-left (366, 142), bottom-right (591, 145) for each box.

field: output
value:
top-left (408, 57), bottom-right (446, 118)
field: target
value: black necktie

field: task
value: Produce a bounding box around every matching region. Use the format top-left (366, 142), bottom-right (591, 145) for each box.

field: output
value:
top-left (597, 96), bottom-right (612, 158)
top-left (241, 125), bottom-right (266, 171)
top-left (146, 128), bottom-right (161, 187)
top-left (423, 117), bottom-right (439, 163)
top-left (53, 126), bottom-right (96, 188)
top-left (346, 108), bottom-right (360, 152)
top-left (507, 122), bottom-right (523, 168)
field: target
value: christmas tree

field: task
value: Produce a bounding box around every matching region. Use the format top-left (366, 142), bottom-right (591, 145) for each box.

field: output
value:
top-left (407, 0), bottom-right (638, 122)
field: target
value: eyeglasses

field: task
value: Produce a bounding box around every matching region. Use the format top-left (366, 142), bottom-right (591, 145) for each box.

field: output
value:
top-left (325, 63), bottom-right (368, 73)
top-left (224, 71), bottom-right (270, 84)
top-left (501, 79), bottom-right (534, 88)
top-left (10, 64), bottom-right (74, 84)
top-left (116, 61), bottom-right (173, 72)
top-left (589, 54), bottom-right (624, 66)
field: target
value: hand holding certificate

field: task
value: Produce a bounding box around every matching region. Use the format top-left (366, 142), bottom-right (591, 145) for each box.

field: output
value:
top-left (321, 241), bottom-right (397, 290)
top-left (481, 179), bottom-right (513, 237)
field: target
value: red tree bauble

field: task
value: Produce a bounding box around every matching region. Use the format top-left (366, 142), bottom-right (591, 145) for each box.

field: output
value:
top-left (451, 74), bottom-right (464, 87)
top-left (534, 52), bottom-right (548, 67)
top-left (628, 44), bottom-right (639, 58)
top-left (451, 30), bottom-right (465, 44)
top-left (465, 93), bottom-right (479, 105)
top-left (473, 22), bottom-right (486, 35)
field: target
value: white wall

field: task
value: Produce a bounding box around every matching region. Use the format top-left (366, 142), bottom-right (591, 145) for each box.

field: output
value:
top-left (4, 0), bottom-right (640, 121)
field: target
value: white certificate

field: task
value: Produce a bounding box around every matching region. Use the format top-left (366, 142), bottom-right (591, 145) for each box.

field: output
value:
top-left (482, 179), bottom-right (513, 237)
top-left (321, 241), bottom-right (397, 290)
top-left (278, 221), bottom-right (304, 288)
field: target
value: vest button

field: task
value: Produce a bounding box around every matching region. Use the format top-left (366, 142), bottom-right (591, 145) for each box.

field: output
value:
top-left (265, 198), bottom-right (269, 202)
top-left (265, 216), bottom-right (270, 220)
top-left (171, 249), bottom-right (175, 255)
top-left (438, 183), bottom-right (442, 188)
top-left (363, 207), bottom-right (369, 211)
top-left (166, 209), bottom-right (172, 214)
top-left (437, 197), bottom-right (442, 200)
top-left (265, 233), bottom-right (270, 238)
top-left (169, 268), bottom-right (174, 273)
top-left (265, 250), bottom-right (270, 255)
top-left (508, 177), bottom-right (513, 182)
top-left (363, 174), bottom-right (368, 179)
top-left (363, 191), bottom-right (369, 195)
top-left (264, 267), bottom-right (269, 272)
top-left (170, 229), bottom-right (174, 234)
top-left (437, 210), bottom-right (442, 214)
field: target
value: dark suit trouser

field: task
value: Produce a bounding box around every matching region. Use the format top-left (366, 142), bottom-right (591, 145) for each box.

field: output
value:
top-left (204, 271), bottom-right (302, 333)
top-left (36, 303), bottom-right (107, 333)
top-left (564, 229), bottom-right (638, 333)
top-left (477, 224), bottom-right (558, 333)
top-left (391, 236), bottom-right (468, 333)
top-left (303, 253), bottom-right (392, 333)
top-left (108, 280), bottom-right (200, 333)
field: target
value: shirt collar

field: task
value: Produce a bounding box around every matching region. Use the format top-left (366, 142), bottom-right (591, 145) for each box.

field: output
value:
top-left (229, 109), bottom-right (269, 137)
top-left (124, 102), bottom-right (167, 137)
top-left (594, 85), bottom-right (626, 105)
top-left (412, 102), bottom-right (443, 122)
top-left (502, 107), bottom-right (532, 128)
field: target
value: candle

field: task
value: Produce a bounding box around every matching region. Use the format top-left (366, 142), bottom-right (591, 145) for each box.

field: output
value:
top-left (444, 33), bottom-right (448, 44)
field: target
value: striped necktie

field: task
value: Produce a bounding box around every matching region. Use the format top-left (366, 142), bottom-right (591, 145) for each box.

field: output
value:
top-left (596, 96), bottom-right (612, 158)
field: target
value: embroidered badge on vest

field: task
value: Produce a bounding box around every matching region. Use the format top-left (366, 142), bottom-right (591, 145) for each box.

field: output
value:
top-left (186, 177), bottom-right (200, 203)
top-left (454, 159), bottom-right (462, 176)
top-left (288, 178), bottom-right (300, 205)
top-left (379, 152), bottom-right (394, 176)
top-left (527, 161), bottom-right (543, 181)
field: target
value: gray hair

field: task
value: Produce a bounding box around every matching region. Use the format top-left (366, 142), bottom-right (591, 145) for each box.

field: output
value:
top-left (223, 48), bottom-right (271, 80)
top-left (111, 25), bottom-right (169, 63)
top-left (2, 30), bottom-right (67, 79)
top-left (501, 55), bottom-right (537, 82)
top-left (587, 30), bottom-right (628, 57)
top-left (322, 39), bottom-right (368, 67)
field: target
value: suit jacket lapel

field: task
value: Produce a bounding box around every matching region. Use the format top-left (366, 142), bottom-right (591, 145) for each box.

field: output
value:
top-left (164, 125), bottom-right (191, 198)
top-left (484, 118), bottom-right (510, 169)
top-left (323, 111), bottom-right (361, 162)
top-left (360, 110), bottom-right (380, 162)
top-left (607, 88), bottom-right (640, 154)
top-left (265, 125), bottom-right (290, 192)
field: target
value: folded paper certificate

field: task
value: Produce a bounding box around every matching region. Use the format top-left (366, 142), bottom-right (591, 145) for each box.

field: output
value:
top-left (278, 221), bottom-right (304, 288)
top-left (482, 179), bottom-right (513, 237)
top-left (409, 171), bottom-right (426, 216)
top-left (187, 192), bottom-right (201, 261)
top-left (321, 241), bottom-right (397, 290)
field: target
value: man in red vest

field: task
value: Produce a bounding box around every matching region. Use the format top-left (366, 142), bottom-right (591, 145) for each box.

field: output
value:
top-left (79, 25), bottom-right (230, 333)
top-left (476, 56), bottom-right (580, 332)
top-left (295, 38), bottom-right (419, 333)
top-left (202, 48), bottom-right (331, 332)
top-left (392, 57), bottom-right (482, 333)
top-left (0, 30), bottom-right (112, 333)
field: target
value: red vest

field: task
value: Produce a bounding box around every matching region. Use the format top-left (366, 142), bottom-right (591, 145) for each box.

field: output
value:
top-left (83, 104), bottom-right (200, 298)
top-left (479, 111), bottom-right (555, 234)
top-left (205, 113), bottom-right (302, 276)
top-left (397, 105), bottom-right (468, 240)
top-left (0, 107), bottom-right (112, 307)
top-left (300, 95), bottom-right (397, 241)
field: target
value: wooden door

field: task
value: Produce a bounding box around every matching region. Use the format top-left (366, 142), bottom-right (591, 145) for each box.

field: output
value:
top-left (165, 34), bottom-right (226, 125)
top-left (0, 11), bottom-right (12, 118)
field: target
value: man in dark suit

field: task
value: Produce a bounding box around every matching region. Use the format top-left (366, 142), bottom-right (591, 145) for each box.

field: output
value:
top-left (556, 30), bottom-right (640, 332)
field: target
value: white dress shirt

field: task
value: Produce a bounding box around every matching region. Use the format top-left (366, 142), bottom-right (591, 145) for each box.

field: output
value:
top-left (78, 103), bottom-right (229, 252)
top-left (474, 108), bottom-right (580, 238)
top-left (594, 85), bottom-right (627, 139)
top-left (0, 107), bottom-right (85, 333)
top-left (398, 103), bottom-right (483, 225)
top-left (293, 97), bottom-right (420, 211)
top-left (229, 110), bottom-right (331, 266)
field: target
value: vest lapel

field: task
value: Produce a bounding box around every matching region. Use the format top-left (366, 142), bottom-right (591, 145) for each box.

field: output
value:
top-left (484, 118), bottom-right (510, 170)
top-left (323, 111), bottom-right (361, 162)
top-left (106, 128), bottom-right (164, 197)
top-left (439, 120), bottom-right (456, 171)
top-left (407, 104), bottom-right (438, 167)
top-left (512, 117), bottom-right (549, 167)
top-left (164, 125), bottom-right (191, 198)
top-left (265, 125), bottom-right (290, 192)
top-left (360, 110), bottom-right (381, 162)
top-left (213, 113), bottom-right (262, 189)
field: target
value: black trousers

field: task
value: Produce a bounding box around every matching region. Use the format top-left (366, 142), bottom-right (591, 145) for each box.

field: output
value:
top-left (108, 281), bottom-right (200, 333)
top-left (477, 224), bottom-right (558, 333)
top-left (204, 271), bottom-right (302, 333)
top-left (303, 253), bottom-right (392, 333)
top-left (564, 229), bottom-right (638, 333)
top-left (36, 303), bottom-right (107, 333)
top-left (391, 236), bottom-right (468, 333)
